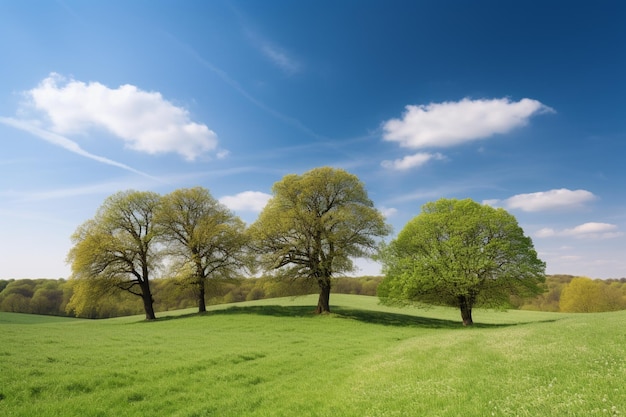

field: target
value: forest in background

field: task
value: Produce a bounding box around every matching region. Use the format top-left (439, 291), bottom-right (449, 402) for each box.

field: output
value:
top-left (1, 274), bottom-right (625, 319)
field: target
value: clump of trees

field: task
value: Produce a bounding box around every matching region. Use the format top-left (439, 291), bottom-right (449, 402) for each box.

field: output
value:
top-left (0, 279), bottom-right (71, 316)
top-left (559, 276), bottom-right (626, 312)
top-left (2, 169), bottom-right (625, 322)
top-left (64, 167), bottom-right (389, 319)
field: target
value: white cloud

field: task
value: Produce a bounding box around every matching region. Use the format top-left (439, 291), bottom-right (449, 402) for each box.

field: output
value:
top-left (535, 222), bottom-right (623, 239)
top-left (381, 152), bottom-right (444, 170)
top-left (379, 207), bottom-right (398, 218)
top-left (24, 73), bottom-right (218, 161)
top-left (482, 199), bottom-right (501, 207)
top-left (382, 97), bottom-right (553, 149)
top-left (219, 191), bottom-right (271, 212)
top-left (562, 222), bottom-right (623, 238)
top-left (535, 228), bottom-right (557, 238)
top-left (505, 188), bottom-right (596, 212)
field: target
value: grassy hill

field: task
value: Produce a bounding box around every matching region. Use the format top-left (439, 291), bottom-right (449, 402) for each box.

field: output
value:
top-left (1, 294), bottom-right (624, 416)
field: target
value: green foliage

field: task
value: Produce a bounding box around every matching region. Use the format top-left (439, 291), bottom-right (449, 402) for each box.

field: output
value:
top-left (1, 295), bottom-right (625, 417)
top-left (66, 190), bottom-right (162, 320)
top-left (3, 274), bottom-right (624, 319)
top-left (0, 279), bottom-right (12, 293)
top-left (379, 198), bottom-right (546, 325)
top-left (155, 187), bottom-right (250, 312)
top-left (250, 167), bottom-right (390, 313)
top-left (560, 277), bottom-right (626, 312)
top-left (0, 279), bottom-right (69, 316)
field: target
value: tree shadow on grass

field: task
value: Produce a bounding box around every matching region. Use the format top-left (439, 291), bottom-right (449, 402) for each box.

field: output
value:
top-left (153, 304), bottom-right (558, 329)
top-left (202, 304), bottom-right (526, 329)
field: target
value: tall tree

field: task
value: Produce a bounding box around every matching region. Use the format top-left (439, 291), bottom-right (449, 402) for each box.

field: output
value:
top-left (250, 167), bottom-right (390, 313)
top-left (155, 187), bottom-right (249, 313)
top-left (66, 190), bottom-right (161, 320)
top-left (378, 198), bottom-right (545, 325)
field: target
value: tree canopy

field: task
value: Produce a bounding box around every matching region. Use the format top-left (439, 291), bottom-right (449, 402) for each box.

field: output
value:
top-left (559, 277), bottom-right (625, 313)
top-left (155, 187), bottom-right (250, 312)
top-left (66, 190), bottom-right (161, 320)
top-left (250, 167), bottom-right (390, 313)
top-left (378, 198), bottom-right (545, 325)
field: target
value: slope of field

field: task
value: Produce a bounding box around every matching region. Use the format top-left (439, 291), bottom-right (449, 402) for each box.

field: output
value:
top-left (1, 294), bottom-right (624, 416)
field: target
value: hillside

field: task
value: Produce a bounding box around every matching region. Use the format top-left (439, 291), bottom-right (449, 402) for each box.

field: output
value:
top-left (1, 294), bottom-right (625, 416)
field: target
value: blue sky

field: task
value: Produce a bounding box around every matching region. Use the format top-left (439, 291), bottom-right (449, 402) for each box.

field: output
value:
top-left (1, 0), bottom-right (624, 279)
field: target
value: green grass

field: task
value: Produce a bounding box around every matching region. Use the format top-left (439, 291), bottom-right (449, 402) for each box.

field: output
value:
top-left (1, 294), bottom-right (624, 416)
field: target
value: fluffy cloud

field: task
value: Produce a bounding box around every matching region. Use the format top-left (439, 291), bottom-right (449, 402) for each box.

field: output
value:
top-left (25, 73), bottom-right (218, 161)
top-left (381, 152), bottom-right (444, 170)
top-left (536, 222), bottom-right (623, 239)
top-left (219, 191), bottom-right (272, 212)
top-left (382, 97), bottom-right (553, 149)
top-left (504, 189), bottom-right (596, 212)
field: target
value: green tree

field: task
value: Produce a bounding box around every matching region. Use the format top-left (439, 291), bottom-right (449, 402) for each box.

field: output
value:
top-left (155, 187), bottom-right (250, 313)
top-left (30, 281), bottom-right (65, 315)
top-left (378, 198), bottom-right (545, 325)
top-left (66, 190), bottom-right (161, 320)
top-left (250, 167), bottom-right (390, 313)
top-left (0, 279), bottom-right (35, 313)
top-left (560, 277), bottom-right (626, 312)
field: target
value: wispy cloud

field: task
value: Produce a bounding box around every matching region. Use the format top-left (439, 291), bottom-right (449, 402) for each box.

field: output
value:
top-left (259, 42), bottom-right (301, 75)
top-left (489, 188), bottom-right (596, 212)
top-left (219, 191), bottom-right (272, 212)
top-left (169, 37), bottom-right (325, 141)
top-left (536, 222), bottom-right (623, 239)
top-left (0, 116), bottom-right (159, 180)
top-left (381, 152), bottom-right (445, 170)
top-left (21, 73), bottom-right (218, 161)
top-left (0, 179), bottom-right (156, 203)
top-left (383, 97), bottom-right (554, 149)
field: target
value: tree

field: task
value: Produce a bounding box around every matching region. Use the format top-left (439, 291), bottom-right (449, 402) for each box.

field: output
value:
top-left (378, 198), bottom-right (545, 325)
top-left (155, 187), bottom-right (250, 313)
top-left (250, 167), bottom-right (390, 313)
top-left (560, 277), bottom-right (626, 312)
top-left (66, 190), bottom-right (161, 320)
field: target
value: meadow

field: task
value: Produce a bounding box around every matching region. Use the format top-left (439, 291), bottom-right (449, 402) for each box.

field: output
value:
top-left (1, 294), bottom-right (624, 417)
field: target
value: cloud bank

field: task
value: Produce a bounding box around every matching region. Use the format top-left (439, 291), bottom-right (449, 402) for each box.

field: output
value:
top-left (219, 191), bottom-right (272, 212)
top-left (383, 97), bottom-right (553, 149)
top-left (24, 73), bottom-right (218, 161)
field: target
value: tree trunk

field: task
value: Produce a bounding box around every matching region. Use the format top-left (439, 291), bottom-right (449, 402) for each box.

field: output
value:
top-left (315, 279), bottom-right (331, 314)
top-left (139, 262), bottom-right (157, 320)
top-left (141, 291), bottom-right (157, 320)
top-left (458, 295), bottom-right (473, 326)
top-left (197, 279), bottom-right (207, 313)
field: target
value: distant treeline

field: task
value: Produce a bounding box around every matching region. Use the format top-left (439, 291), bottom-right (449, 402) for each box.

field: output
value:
top-left (1, 275), bottom-right (625, 318)
top-left (0, 276), bottom-right (382, 318)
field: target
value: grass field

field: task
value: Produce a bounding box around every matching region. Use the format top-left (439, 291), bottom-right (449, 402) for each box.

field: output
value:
top-left (1, 294), bottom-right (625, 416)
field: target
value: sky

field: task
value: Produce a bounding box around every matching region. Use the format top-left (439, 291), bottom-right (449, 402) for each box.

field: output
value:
top-left (0, 0), bottom-right (625, 280)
